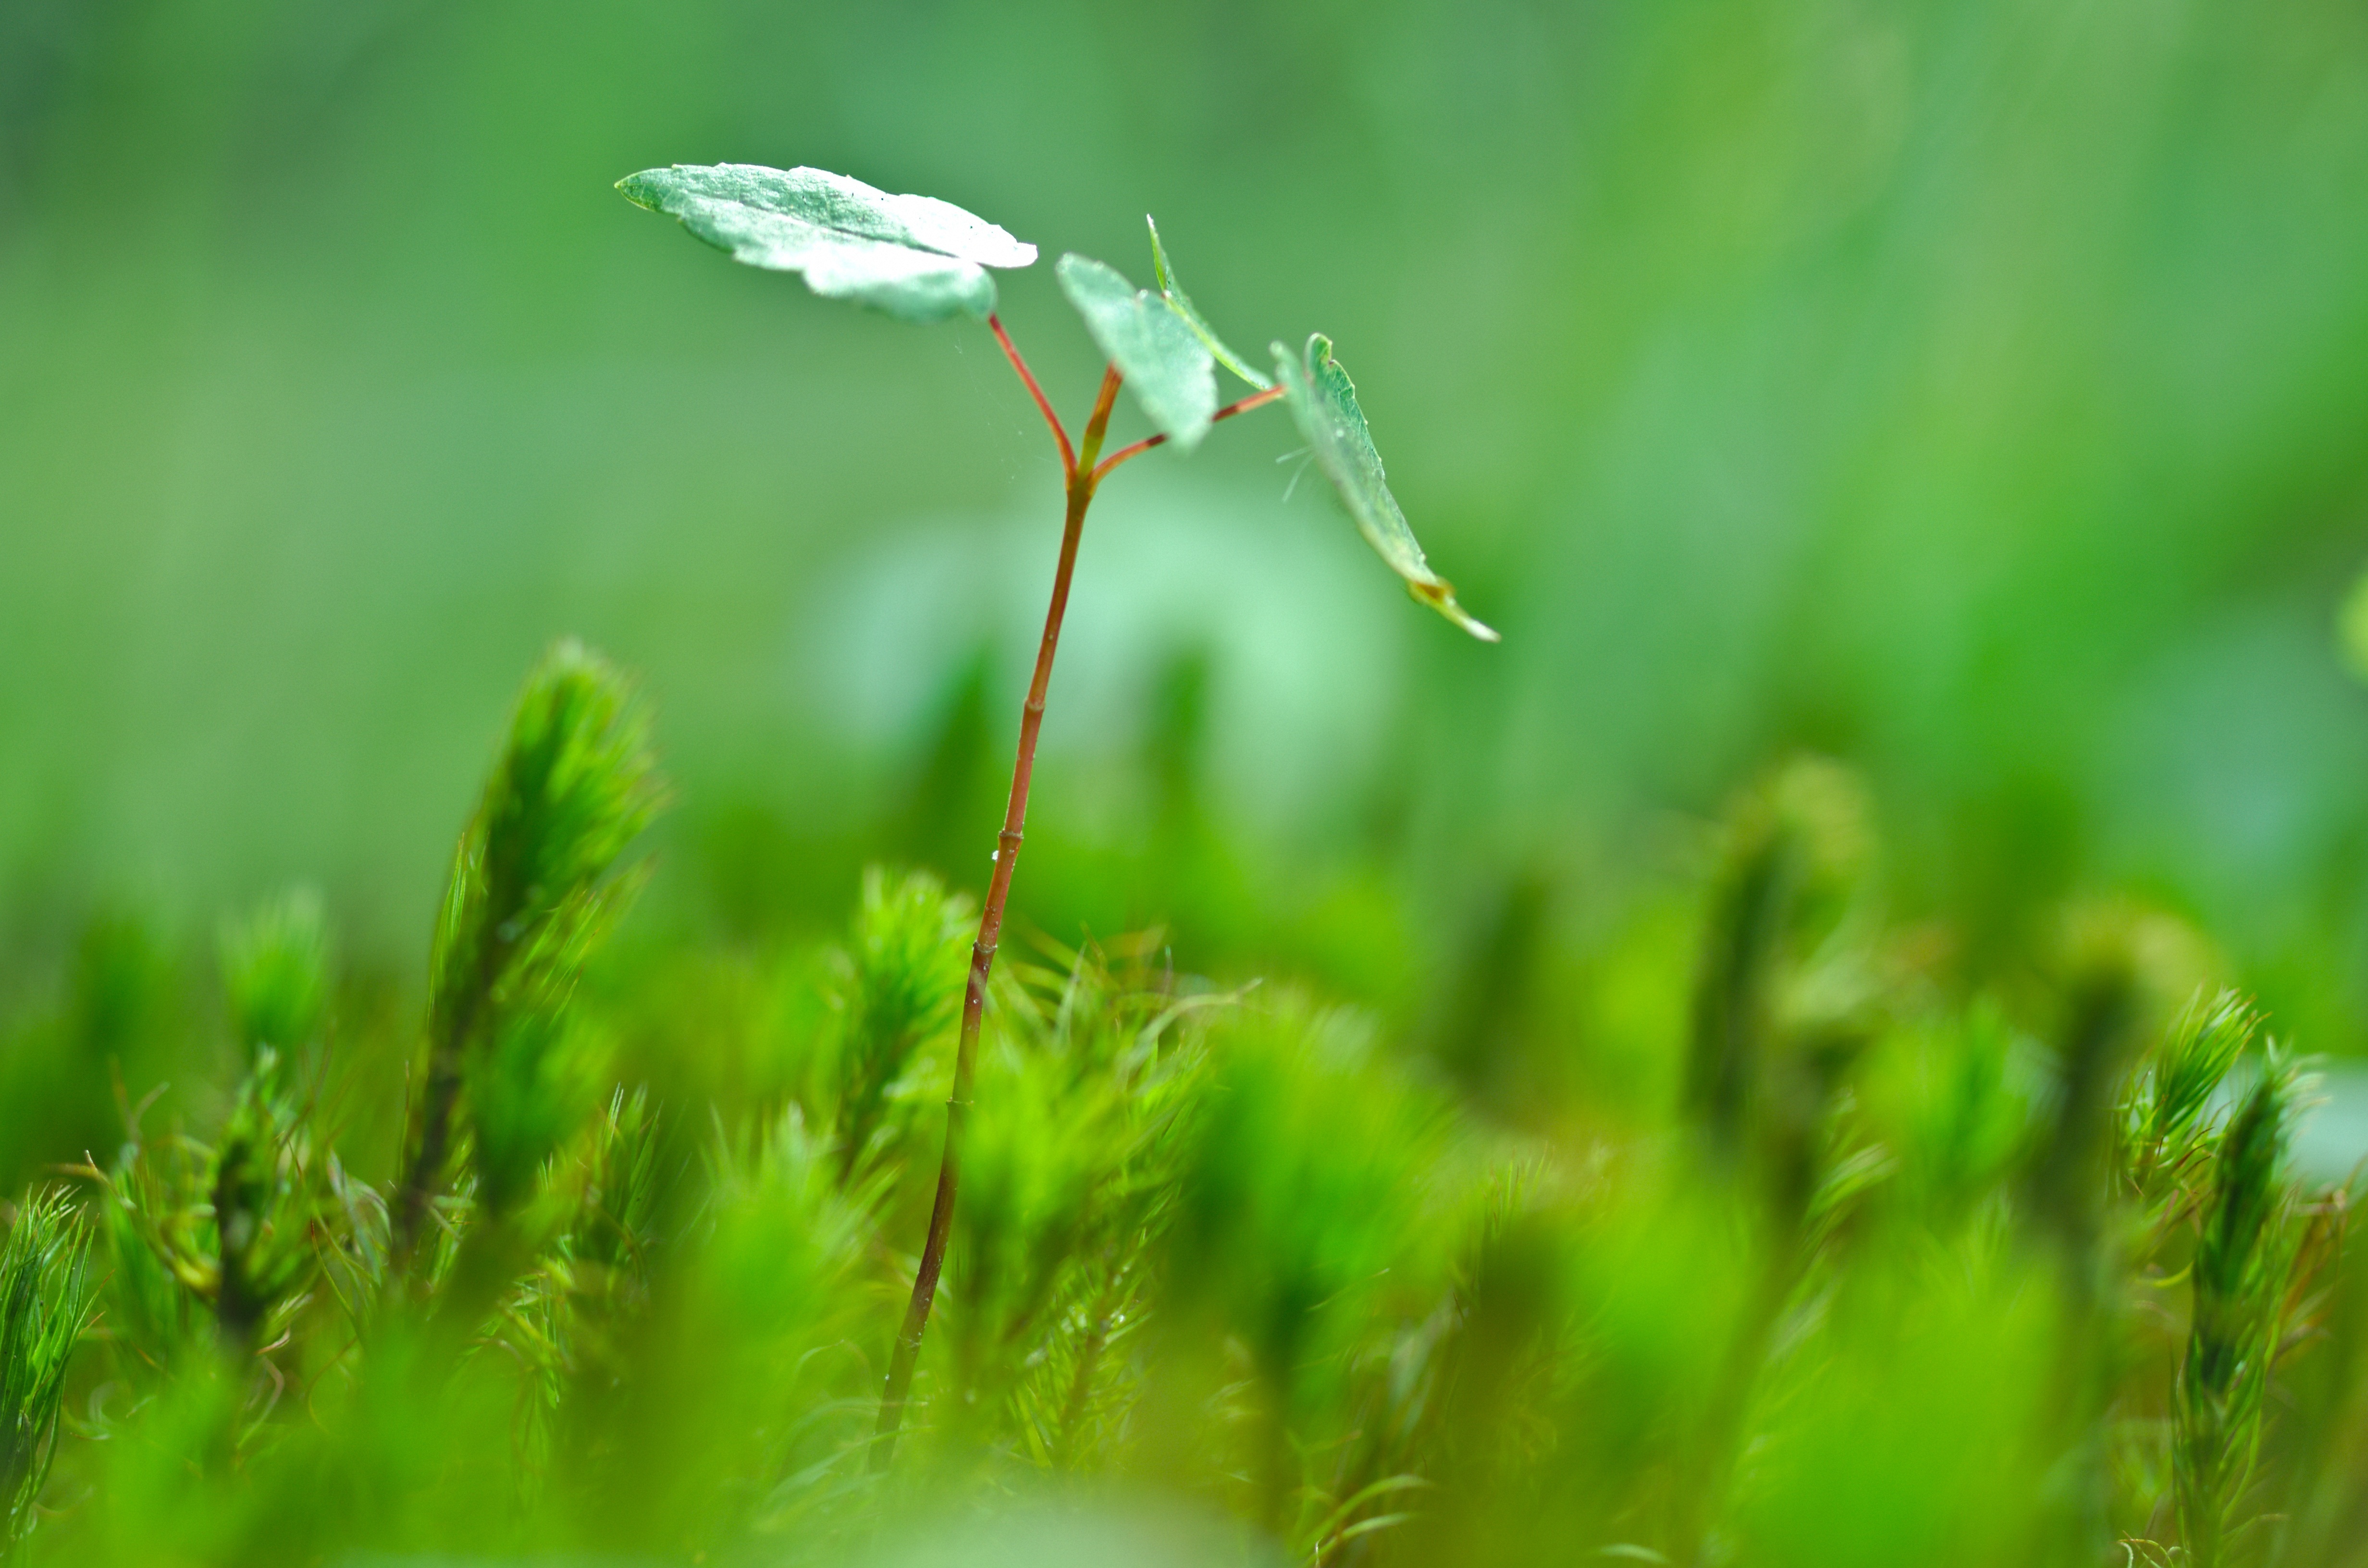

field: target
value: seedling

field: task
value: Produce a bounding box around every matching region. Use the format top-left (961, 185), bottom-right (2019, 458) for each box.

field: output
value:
top-left (616, 161), bottom-right (1500, 1461)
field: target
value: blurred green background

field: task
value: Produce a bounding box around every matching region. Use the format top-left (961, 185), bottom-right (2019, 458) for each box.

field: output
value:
top-left (7, 0), bottom-right (2368, 1057)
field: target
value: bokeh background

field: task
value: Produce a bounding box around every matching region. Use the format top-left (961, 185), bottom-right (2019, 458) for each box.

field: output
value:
top-left (8, 0), bottom-right (2368, 1079)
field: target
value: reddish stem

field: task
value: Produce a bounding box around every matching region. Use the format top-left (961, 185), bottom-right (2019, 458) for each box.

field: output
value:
top-left (1090, 382), bottom-right (1286, 482)
top-left (989, 313), bottom-right (1075, 475)
top-left (1078, 364), bottom-right (1124, 472)
top-left (1090, 434), bottom-right (1162, 481)
top-left (873, 360), bottom-right (1126, 1468)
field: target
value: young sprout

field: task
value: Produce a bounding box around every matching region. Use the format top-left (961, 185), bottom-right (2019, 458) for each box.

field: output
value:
top-left (211, 891), bottom-right (333, 1348)
top-left (80, 893), bottom-right (334, 1363)
top-left (618, 162), bottom-right (1499, 1463)
top-left (2175, 1052), bottom-right (2303, 1567)
top-left (1683, 757), bottom-right (1871, 1170)
top-left (825, 868), bottom-right (972, 1188)
top-left (391, 640), bottom-right (664, 1280)
top-left (2121, 988), bottom-right (2258, 1202)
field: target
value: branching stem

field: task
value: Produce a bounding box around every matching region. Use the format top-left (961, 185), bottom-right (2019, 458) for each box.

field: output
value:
top-left (988, 314), bottom-right (1074, 474)
top-left (1092, 383), bottom-right (1285, 482)
top-left (873, 355), bottom-right (1125, 1468)
top-left (872, 341), bottom-right (1281, 1464)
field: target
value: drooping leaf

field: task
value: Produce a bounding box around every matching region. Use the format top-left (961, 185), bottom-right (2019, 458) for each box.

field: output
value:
top-left (617, 163), bottom-right (1036, 323)
top-left (1146, 216), bottom-right (1270, 390)
top-left (1057, 255), bottom-right (1217, 451)
top-left (1275, 334), bottom-right (1499, 641)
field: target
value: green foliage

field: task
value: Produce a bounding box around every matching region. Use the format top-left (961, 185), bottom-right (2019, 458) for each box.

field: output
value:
top-left (8, 133), bottom-right (2368, 1551)
top-left (88, 890), bottom-right (334, 1358)
top-left (2026, 904), bottom-right (2185, 1257)
top-left (212, 892), bottom-right (333, 1345)
top-left (1275, 334), bottom-right (1499, 642)
top-left (403, 638), bottom-right (664, 1249)
top-left (619, 162), bottom-right (1493, 659)
top-left (219, 892), bottom-right (328, 1072)
top-left (427, 641), bottom-right (661, 1038)
top-left (617, 163), bottom-right (1036, 321)
top-left (1685, 758), bottom-right (1875, 1185)
top-left (1056, 255), bottom-right (1218, 450)
top-left (0, 1190), bottom-right (93, 1545)
top-left (465, 1007), bottom-right (612, 1220)
top-left (0, 920), bottom-right (181, 1199)
top-left (93, 1155), bottom-right (206, 1378)
top-left (2175, 1054), bottom-right (2304, 1566)
top-left (1146, 217), bottom-right (1269, 390)
top-left (29, 10), bottom-right (2368, 1563)
top-left (1159, 995), bottom-right (1462, 1546)
top-left (943, 937), bottom-right (1209, 1466)
top-left (2122, 989), bottom-right (2258, 1204)
top-left (823, 868), bottom-right (972, 1184)
top-left (4, 692), bottom-right (2368, 1567)
top-left (653, 1102), bottom-right (876, 1539)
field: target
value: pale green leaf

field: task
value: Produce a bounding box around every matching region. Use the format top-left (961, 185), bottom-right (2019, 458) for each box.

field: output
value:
top-left (1276, 334), bottom-right (1499, 641)
top-left (617, 163), bottom-right (1035, 323)
top-left (1057, 254), bottom-right (1217, 450)
top-left (1146, 216), bottom-right (1270, 389)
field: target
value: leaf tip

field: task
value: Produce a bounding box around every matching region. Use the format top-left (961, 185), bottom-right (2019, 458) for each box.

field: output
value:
top-left (614, 170), bottom-right (664, 211)
top-left (1411, 581), bottom-right (1502, 643)
top-left (1147, 214), bottom-right (1172, 289)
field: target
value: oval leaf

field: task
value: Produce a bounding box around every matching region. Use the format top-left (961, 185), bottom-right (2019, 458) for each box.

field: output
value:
top-left (1146, 217), bottom-right (1270, 390)
top-left (1275, 333), bottom-right (1499, 642)
top-left (1057, 254), bottom-right (1217, 451)
top-left (617, 163), bottom-right (1036, 323)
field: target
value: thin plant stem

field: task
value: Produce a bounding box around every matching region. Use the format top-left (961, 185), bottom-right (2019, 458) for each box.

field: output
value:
top-left (989, 313), bottom-right (1075, 474)
top-left (872, 361), bottom-right (1125, 1468)
top-left (1092, 383), bottom-right (1286, 482)
top-left (389, 940), bottom-right (501, 1280)
top-left (1079, 364), bottom-right (1123, 471)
